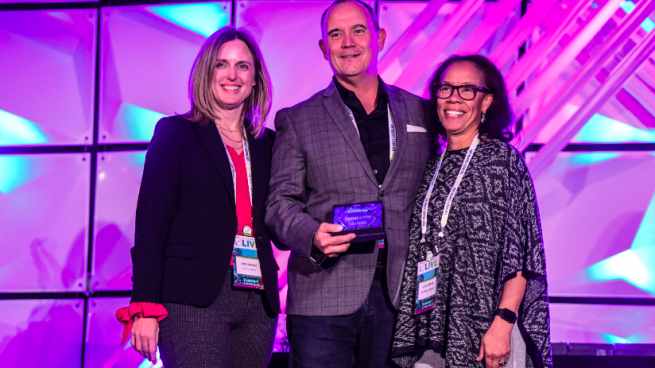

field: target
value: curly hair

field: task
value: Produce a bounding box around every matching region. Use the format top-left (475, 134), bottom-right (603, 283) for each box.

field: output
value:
top-left (426, 55), bottom-right (514, 149)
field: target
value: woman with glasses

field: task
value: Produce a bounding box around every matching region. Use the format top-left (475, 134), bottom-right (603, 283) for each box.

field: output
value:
top-left (390, 55), bottom-right (552, 368)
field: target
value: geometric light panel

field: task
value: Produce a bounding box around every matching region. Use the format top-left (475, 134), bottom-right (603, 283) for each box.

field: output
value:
top-left (530, 151), bottom-right (655, 297)
top-left (0, 153), bottom-right (90, 292)
top-left (535, 106), bottom-right (655, 144)
top-left (99, 2), bottom-right (231, 143)
top-left (0, 10), bottom-right (96, 146)
top-left (0, 299), bottom-right (84, 367)
top-left (91, 151), bottom-right (145, 291)
top-left (378, 1), bottom-right (522, 96)
top-left (551, 303), bottom-right (655, 344)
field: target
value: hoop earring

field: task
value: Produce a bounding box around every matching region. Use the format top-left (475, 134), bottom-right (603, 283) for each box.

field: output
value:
top-left (481, 112), bottom-right (486, 124)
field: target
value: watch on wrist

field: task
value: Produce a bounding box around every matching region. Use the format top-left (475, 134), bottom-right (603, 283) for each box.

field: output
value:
top-left (495, 308), bottom-right (517, 324)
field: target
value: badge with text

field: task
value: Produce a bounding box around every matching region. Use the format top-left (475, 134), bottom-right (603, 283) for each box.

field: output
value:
top-left (414, 251), bottom-right (439, 315)
top-left (232, 235), bottom-right (264, 290)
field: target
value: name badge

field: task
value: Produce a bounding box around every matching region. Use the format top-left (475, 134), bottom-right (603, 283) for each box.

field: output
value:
top-left (233, 235), bottom-right (264, 290)
top-left (415, 252), bottom-right (439, 315)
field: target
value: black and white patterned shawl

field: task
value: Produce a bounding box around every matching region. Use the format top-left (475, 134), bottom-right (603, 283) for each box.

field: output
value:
top-left (391, 141), bottom-right (552, 368)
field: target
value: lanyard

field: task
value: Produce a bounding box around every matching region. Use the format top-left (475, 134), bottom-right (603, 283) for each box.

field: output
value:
top-left (420, 134), bottom-right (480, 247)
top-left (220, 126), bottom-right (254, 207)
top-left (345, 104), bottom-right (397, 161)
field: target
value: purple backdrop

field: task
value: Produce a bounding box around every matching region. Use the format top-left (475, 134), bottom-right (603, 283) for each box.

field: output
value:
top-left (1, 1), bottom-right (655, 367)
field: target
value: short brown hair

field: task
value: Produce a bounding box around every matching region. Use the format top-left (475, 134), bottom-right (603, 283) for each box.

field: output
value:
top-left (186, 26), bottom-right (272, 138)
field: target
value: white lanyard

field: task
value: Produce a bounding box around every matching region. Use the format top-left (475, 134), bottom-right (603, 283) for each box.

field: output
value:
top-left (420, 134), bottom-right (480, 246)
top-left (346, 104), bottom-right (397, 161)
top-left (220, 126), bottom-right (254, 207)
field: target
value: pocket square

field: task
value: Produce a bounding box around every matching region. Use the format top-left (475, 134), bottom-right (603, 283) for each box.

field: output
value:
top-left (407, 125), bottom-right (427, 133)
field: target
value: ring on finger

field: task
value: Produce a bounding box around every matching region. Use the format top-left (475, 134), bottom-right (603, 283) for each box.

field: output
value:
top-left (499, 361), bottom-right (508, 367)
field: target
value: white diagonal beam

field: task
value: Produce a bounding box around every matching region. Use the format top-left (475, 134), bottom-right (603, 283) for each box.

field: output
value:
top-left (488, 0), bottom-right (562, 68)
top-left (453, 0), bottom-right (523, 56)
top-left (502, 0), bottom-right (592, 92)
top-left (513, 0), bottom-right (655, 151)
top-left (393, 0), bottom-right (486, 90)
top-left (378, 0), bottom-right (448, 74)
top-left (510, 0), bottom-right (625, 121)
top-left (528, 29), bottom-right (655, 177)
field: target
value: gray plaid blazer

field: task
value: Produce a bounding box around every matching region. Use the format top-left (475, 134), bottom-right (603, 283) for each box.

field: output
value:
top-left (265, 80), bottom-right (430, 316)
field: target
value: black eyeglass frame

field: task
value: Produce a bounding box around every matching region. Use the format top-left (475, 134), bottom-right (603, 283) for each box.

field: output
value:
top-left (432, 83), bottom-right (492, 101)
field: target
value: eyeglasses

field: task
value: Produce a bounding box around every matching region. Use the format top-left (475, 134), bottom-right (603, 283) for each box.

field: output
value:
top-left (432, 84), bottom-right (492, 101)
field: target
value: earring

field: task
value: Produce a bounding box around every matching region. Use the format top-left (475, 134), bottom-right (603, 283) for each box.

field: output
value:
top-left (481, 112), bottom-right (486, 124)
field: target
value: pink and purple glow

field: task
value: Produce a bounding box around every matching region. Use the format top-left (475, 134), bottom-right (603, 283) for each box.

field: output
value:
top-left (1, 1), bottom-right (655, 367)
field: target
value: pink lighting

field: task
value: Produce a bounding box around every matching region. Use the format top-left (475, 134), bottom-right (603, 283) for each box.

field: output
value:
top-left (2, 2), bottom-right (655, 367)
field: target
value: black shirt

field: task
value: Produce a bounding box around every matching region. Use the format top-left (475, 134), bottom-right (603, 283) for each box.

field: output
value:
top-left (334, 77), bottom-right (390, 185)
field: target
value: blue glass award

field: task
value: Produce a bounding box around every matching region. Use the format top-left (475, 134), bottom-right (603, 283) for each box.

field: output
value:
top-left (331, 201), bottom-right (385, 242)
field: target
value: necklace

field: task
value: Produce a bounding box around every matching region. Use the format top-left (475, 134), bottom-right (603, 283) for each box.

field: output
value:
top-left (219, 130), bottom-right (243, 144)
top-left (226, 143), bottom-right (243, 150)
top-left (216, 125), bottom-right (241, 133)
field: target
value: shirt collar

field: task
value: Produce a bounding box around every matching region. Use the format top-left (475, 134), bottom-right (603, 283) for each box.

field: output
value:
top-left (333, 76), bottom-right (388, 112)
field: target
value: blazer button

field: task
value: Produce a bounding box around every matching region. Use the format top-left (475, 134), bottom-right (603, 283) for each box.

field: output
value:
top-left (258, 236), bottom-right (263, 242)
top-left (379, 190), bottom-right (386, 197)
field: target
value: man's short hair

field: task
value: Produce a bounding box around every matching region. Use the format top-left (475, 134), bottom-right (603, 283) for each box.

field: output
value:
top-left (320, 0), bottom-right (380, 35)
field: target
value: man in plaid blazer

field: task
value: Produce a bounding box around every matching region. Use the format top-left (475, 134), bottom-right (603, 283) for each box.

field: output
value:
top-left (265, 0), bottom-right (430, 366)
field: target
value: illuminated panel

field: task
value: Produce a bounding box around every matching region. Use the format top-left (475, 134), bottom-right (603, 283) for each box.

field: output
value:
top-left (0, 10), bottom-right (96, 146)
top-left (235, 0), bottom-right (372, 129)
top-left (0, 0), bottom-right (94, 3)
top-left (535, 106), bottom-right (655, 143)
top-left (551, 303), bottom-right (655, 344)
top-left (379, 1), bottom-right (521, 95)
top-left (92, 151), bottom-right (145, 291)
top-left (528, 151), bottom-right (655, 297)
top-left (84, 297), bottom-right (154, 368)
top-left (0, 153), bottom-right (90, 292)
top-left (99, 2), bottom-right (231, 143)
top-left (0, 299), bottom-right (84, 367)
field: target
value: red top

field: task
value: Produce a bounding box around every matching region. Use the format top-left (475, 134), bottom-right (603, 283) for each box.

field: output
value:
top-left (227, 146), bottom-right (255, 239)
top-left (116, 146), bottom-right (255, 343)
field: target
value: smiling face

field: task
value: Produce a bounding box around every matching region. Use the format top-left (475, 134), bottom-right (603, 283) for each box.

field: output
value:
top-left (211, 39), bottom-right (256, 111)
top-left (319, 1), bottom-right (385, 81)
top-left (437, 62), bottom-right (493, 139)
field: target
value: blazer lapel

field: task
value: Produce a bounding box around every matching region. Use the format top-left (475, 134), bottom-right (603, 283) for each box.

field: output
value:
top-left (383, 84), bottom-right (409, 187)
top-left (194, 122), bottom-right (236, 207)
top-left (322, 82), bottom-right (378, 186)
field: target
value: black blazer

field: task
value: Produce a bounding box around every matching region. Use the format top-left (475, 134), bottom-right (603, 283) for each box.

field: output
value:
top-left (130, 115), bottom-right (281, 314)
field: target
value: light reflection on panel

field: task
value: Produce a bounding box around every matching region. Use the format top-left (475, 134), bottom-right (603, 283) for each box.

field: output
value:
top-left (534, 107), bottom-right (655, 144)
top-left (0, 299), bottom-right (84, 367)
top-left (0, 0), bottom-right (94, 3)
top-left (92, 151), bottom-right (146, 291)
top-left (235, 0), bottom-right (373, 130)
top-left (529, 151), bottom-right (655, 298)
top-left (0, 153), bottom-right (90, 292)
top-left (379, 1), bottom-right (521, 96)
top-left (84, 297), bottom-right (154, 368)
top-left (550, 303), bottom-right (655, 344)
top-left (0, 10), bottom-right (96, 146)
top-left (99, 2), bottom-right (231, 143)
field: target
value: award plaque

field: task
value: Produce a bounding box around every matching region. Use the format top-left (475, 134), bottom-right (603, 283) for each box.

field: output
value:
top-left (330, 201), bottom-right (385, 242)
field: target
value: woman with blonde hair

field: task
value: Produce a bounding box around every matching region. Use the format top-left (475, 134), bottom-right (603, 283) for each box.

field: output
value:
top-left (116, 25), bottom-right (282, 368)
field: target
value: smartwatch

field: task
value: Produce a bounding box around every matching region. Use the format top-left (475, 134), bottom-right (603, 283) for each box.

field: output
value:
top-left (495, 308), bottom-right (517, 324)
